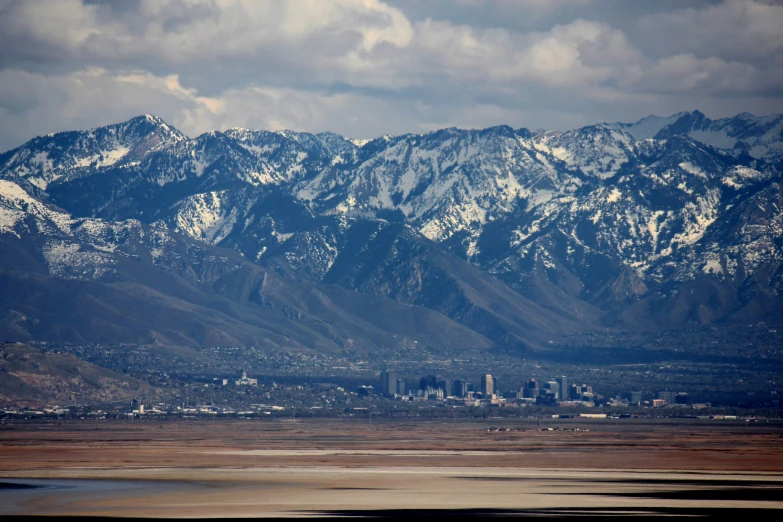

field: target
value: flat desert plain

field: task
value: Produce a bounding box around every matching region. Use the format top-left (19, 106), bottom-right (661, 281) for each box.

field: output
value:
top-left (1, 418), bottom-right (783, 517)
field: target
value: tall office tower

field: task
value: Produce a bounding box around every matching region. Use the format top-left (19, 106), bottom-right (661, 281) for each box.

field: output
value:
top-left (630, 391), bottom-right (642, 404)
top-left (657, 390), bottom-right (677, 404)
top-left (425, 386), bottom-right (444, 400)
top-left (522, 378), bottom-right (540, 398)
top-left (436, 378), bottom-right (448, 397)
top-left (420, 375), bottom-right (437, 391)
top-left (556, 376), bottom-right (569, 402)
top-left (675, 392), bottom-right (690, 405)
top-left (452, 379), bottom-right (468, 398)
top-left (396, 378), bottom-right (406, 395)
top-left (481, 374), bottom-right (494, 396)
top-left (546, 381), bottom-right (560, 399)
top-left (381, 369), bottom-right (397, 396)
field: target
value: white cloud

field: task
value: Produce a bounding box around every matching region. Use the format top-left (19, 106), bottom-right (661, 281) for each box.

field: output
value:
top-left (0, 0), bottom-right (781, 150)
top-left (0, 0), bottom-right (414, 64)
top-left (0, 67), bottom-right (427, 148)
top-left (638, 0), bottom-right (783, 64)
top-left (0, 68), bottom-right (195, 147)
top-left (631, 54), bottom-right (765, 95)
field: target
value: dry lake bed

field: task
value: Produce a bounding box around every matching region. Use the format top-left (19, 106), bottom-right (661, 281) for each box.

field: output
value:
top-left (2, 418), bottom-right (783, 517)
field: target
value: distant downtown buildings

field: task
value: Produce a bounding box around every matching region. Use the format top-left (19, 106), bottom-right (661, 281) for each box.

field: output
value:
top-left (379, 370), bottom-right (691, 408)
top-left (521, 377), bottom-right (594, 403)
top-left (378, 371), bottom-right (597, 405)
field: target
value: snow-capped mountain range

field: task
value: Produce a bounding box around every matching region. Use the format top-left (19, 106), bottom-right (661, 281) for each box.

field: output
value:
top-left (2, 110), bottom-right (782, 349)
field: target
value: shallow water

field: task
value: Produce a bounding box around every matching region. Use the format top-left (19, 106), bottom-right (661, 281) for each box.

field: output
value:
top-left (0, 478), bottom-right (196, 516)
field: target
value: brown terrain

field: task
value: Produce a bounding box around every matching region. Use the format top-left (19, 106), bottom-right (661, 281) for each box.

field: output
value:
top-left (2, 418), bottom-right (783, 517)
top-left (0, 343), bottom-right (156, 407)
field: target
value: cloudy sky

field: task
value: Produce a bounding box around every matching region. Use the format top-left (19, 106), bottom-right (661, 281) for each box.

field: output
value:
top-left (0, 0), bottom-right (782, 150)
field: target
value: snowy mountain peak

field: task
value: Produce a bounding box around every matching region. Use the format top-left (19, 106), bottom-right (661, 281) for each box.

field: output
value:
top-left (2, 111), bottom-right (783, 340)
top-left (0, 115), bottom-right (186, 191)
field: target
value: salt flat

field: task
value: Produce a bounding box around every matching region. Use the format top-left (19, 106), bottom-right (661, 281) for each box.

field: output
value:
top-left (2, 418), bottom-right (783, 517)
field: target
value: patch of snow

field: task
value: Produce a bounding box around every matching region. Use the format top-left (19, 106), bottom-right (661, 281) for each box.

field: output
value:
top-left (528, 190), bottom-right (555, 208)
top-left (0, 179), bottom-right (72, 235)
top-left (679, 161), bottom-right (707, 178)
top-left (550, 146), bottom-right (570, 162)
top-left (702, 255), bottom-right (722, 275)
top-left (336, 194), bottom-right (358, 213)
top-left (647, 210), bottom-right (665, 245)
top-left (532, 141), bottom-right (551, 154)
top-left (617, 114), bottom-right (682, 140)
top-left (30, 151), bottom-right (53, 173)
top-left (98, 145), bottom-right (130, 167)
top-left (247, 170), bottom-right (276, 185)
top-left (721, 166), bottom-right (766, 189)
top-left (732, 166), bottom-right (765, 180)
top-left (193, 157), bottom-right (209, 177)
top-left (74, 145), bottom-right (130, 169)
top-left (688, 130), bottom-right (737, 149)
top-left (174, 191), bottom-right (239, 244)
top-left (276, 232), bottom-right (294, 243)
top-left (43, 239), bottom-right (114, 280)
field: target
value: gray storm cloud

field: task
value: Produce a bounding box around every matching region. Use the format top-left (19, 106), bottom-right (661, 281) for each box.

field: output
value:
top-left (0, 0), bottom-right (781, 151)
